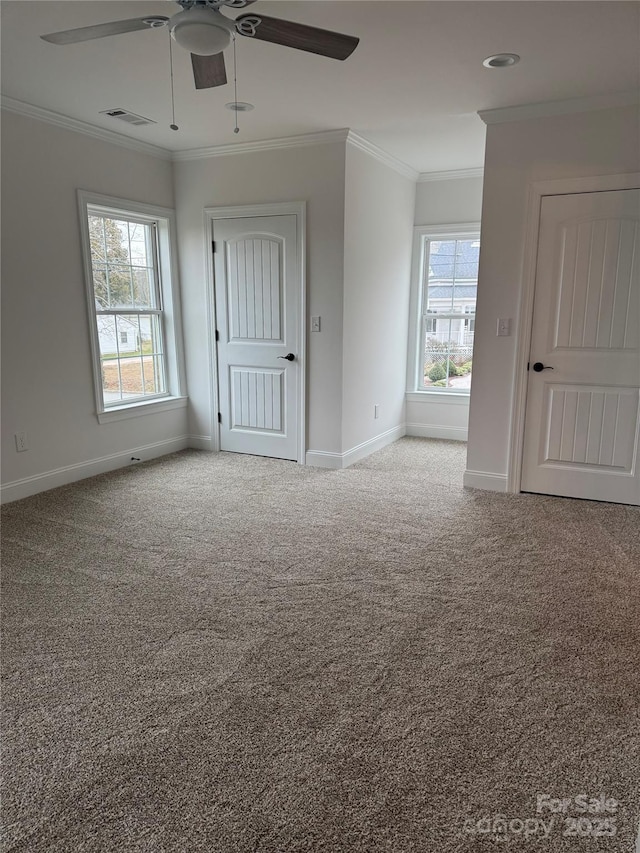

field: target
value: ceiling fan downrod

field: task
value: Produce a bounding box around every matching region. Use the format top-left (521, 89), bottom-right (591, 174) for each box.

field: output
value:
top-left (168, 33), bottom-right (179, 130)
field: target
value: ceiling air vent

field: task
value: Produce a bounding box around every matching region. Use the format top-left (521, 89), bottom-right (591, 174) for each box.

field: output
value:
top-left (100, 108), bottom-right (156, 127)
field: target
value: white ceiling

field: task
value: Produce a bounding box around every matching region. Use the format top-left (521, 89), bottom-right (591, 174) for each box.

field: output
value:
top-left (2, 1), bottom-right (639, 173)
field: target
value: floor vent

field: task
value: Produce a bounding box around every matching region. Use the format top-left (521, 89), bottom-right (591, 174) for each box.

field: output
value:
top-left (100, 108), bottom-right (156, 127)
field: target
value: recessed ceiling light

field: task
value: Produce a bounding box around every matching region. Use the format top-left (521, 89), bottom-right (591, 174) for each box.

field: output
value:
top-left (225, 102), bottom-right (254, 112)
top-left (483, 53), bottom-right (520, 69)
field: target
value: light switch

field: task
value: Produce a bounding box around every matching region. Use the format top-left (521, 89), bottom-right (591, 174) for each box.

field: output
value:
top-left (311, 316), bottom-right (321, 332)
top-left (497, 318), bottom-right (512, 337)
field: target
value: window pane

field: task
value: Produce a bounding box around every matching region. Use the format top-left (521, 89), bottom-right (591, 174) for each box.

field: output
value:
top-left (426, 238), bottom-right (479, 315)
top-left (128, 221), bottom-right (150, 267)
top-left (92, 265), bottom-right (109, 309)
top-left (428, 241), bottom-right (456, 280)
top-left (88, 216), bottom-right (107, 261)
top-left (423, 323), bottom-right (473, 390)
top-left (105, 264), bottom-right (134, 307)
top-left (428, 240), bottom-right (456, 311)
top-left (132, 268), bottom-right (155, 308)
top-left (146, 355), bottom-right (166, 395)
top-left (97, 313), bottom-right (165, 406)
top-left (88, 214), bottom-right (156, 309)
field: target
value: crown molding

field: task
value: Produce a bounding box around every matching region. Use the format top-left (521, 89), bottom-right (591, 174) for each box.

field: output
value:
top-left (172, 128), bottom-right (351, 161)
top-left (1, 96), bottom-right (172, 160)
top-left (1, 96), bottom-right (419, 180)
top-left (479, 91), bottom-right (640, 126)
top-left (346, 131), bottom-right (419, 181)
top-left (418, 167), bottom-right (484, 183)
top-left (0, 97), bottom-right (420, 178)
top-left (175, 128), bottom-right (419, 180)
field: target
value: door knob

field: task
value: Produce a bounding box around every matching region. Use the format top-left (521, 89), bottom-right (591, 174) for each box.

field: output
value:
top-left (278, 353), bottom-right (295, 362)
top-left (532, 362), bottom-right (554, 372)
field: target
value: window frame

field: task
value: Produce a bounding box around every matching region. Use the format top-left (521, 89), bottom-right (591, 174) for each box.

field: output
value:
top-left (78, 191), bottom-right (187, 423)
top-left (407, 223), bottom-right (481, 397)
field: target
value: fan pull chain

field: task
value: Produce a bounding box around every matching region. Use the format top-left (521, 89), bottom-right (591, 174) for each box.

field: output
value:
top-left (169, 33), bottom-right (179, 131)
top-left (232, 36), bottom-right (239, 134)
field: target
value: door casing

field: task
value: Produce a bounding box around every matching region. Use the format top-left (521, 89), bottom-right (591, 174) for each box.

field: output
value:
top-left (204, 202), bottom-right (306, 463)
top-left (508, 173), bottom-right (640, 494)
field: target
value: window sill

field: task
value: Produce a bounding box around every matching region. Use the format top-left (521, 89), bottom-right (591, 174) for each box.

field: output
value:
top-left (406, 391), bottom-right (470, 405)
top-left (97, 395), bottom-right (188, 424)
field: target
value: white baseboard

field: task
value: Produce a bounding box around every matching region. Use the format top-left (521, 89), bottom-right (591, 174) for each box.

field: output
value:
top-left (2, 430), bottom-right (505, 501)
top-left (304, 449), bottom-right (343, 469)
top-left (187, 434), bottom-right (214, 451)
top-left (463, 469), bottom-right (509, 492)
top-left (1, 436), bottom-right (190, 504)
top-left (306, 425), bottom-right (405, 470)
top-left (405, 423), bottom-right (468, 441)
top-left (342, 425), bottom-right (406, 467)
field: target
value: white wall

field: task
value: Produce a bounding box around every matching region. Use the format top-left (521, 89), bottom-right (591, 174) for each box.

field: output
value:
top-left (405, 394), bottom-right (471, 442)
top-left (172, 142), bottom-right (347, 455)
top-left (1, 111), bottom-right (187, 499)
top-left (414, 175), bottom-right (484, 227)
top-left (467, 104), bottom-right (640, 487)
top-left (407, 174), bottom-right (484, 440)
top-left (2, 111), bottom-right (474, 494)
top-left (341, 144), bottom-right (416, 455)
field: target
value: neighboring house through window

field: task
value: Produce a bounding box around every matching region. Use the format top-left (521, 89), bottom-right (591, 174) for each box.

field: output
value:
top-left (408, 225), bottom-right (480, 393)
top-left (464, 305), bottom-right (475, 334)
top-left (78, 191), bottom-right (186, 423)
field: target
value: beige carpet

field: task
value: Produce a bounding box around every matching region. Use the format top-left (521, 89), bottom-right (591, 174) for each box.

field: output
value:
top-left (2, 438), bottom-right (639, 852)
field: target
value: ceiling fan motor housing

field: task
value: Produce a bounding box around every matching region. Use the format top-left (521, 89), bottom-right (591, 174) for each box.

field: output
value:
top-left (169, 7), bottom-right (234, 55)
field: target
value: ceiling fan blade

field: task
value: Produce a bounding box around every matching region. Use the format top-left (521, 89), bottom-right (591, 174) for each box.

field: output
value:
top-left (41, 17), bottom-right (169, 46)
top-left (236, 14), bottom-right (359, 61)
top-left (191, 53), bottom-right (227, 89)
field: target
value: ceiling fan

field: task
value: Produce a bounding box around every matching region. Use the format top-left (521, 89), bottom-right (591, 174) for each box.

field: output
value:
top-left (41, 0), bottom-right (360, 90)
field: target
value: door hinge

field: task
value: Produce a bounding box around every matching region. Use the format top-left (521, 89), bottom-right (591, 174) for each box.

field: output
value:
top-left (212, 240), bottom-right (216, 253)
top-left (215, 329), bottom-right (220, 342)
top-left (217, 412), bottom-right (222, 424)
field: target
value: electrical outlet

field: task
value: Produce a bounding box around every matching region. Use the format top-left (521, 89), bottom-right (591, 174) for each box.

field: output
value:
top-left (311, 316), bottom-right (321, 332)
top-left (374, 404), bottom-right (380, 419)
top-left (15, 431), bottom-right (28, 452)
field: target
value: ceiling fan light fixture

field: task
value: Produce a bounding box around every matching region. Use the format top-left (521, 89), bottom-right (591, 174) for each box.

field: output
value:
top-left (482, 53), bottom-right (520, 68)
top-left (170, 8), bottom-right (233, 56)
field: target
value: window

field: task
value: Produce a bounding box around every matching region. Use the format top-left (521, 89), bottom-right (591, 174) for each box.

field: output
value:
top-left (464, 306), bottom-right (475, 333)
top-left (409, 229), bottom-right (480, 393)
top-left (88, 211), bottom-right (166, 406)
top-left (78, 192), bottom-right (186, 422)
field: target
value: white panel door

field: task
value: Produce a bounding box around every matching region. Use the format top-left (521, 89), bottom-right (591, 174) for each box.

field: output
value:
top-left (521, 189), bottom-right (640, 504)
top-left (213, 215), bottom-right (300, 460)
